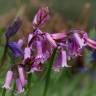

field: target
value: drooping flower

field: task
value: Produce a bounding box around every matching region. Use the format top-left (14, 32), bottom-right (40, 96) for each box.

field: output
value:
top-left (24, 47), bottom-right (31, 60)
top-left (86, 38), bottom-right (96, 49)
top-left (8, 41), bottom-right (24, 57)
top-left (35, 40), bottom-right (43, 59)
top-left (28, 29), bottom-right (43, 47)
top-left (67, 37), bottom-right (81, 57)
top-left (2, 70), bottom-right (13, 89)
top-left (61, 50), bottom-right (71, 67)
top-left (53, 49), bottom-right (70, 72)
top-left (82, 32), bottom-right (96, 49)
top-left (16, 79), bottom-right (24, 94)
top-left (18, 66), bottom-right (27, 86)
top-left (67, 31), bottom-right (86, 58)
top-left (28, 29), bottom-right (56, 64)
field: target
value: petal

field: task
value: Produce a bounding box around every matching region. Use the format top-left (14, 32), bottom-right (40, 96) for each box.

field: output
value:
top-left (73, 33), bottom-right (84, 48)
top-left (8, 42), bottom-right (24, 57)
top-left (28, 34), bottom-right (33, 43)
top-left (24, 47), bottom-right (31, 60)
top-left (16, 79), bottom-right (24, 94)
top-left (35, 40), bottom-right (43, 59)
top-left (18, 66), bottom-right (27, 86)
top-left (53, 51), bottom-right (62, 72)
top-left (17, 39), bottom-right (24, 48)
top-left (29, 63), bottom-right (42, 73)
top-left (86, 38), bottom-right (96, 49)
top-left (51, 32), bottom-right (67, 40)
top-left (45, 33), bottom-right (57, 48)
top-left (61, 50), bottom-right (71, 67)
top-left (2, 70), bottom-right (13, 89)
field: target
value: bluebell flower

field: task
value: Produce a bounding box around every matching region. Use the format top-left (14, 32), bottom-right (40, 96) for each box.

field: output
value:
top-left (8, 40), bottom-right (24, 57)
top-left (5, 18), bottom-right (22, 39)
top-left (32, 7), bottom-right (50, 28)
top-left (2, 70), bottom-right (13, 89)
top-left (16, 78), bottom-right (24, 94)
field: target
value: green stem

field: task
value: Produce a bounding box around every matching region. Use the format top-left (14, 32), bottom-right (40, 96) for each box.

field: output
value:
top-left (26, 73), bottom-right (32, 96)
top-left (2, 88), bottom-right (6, 96)
top-left (0, 38), bottom-right (8, 69)
top-left (10, 82), bottom-right (16, 96)
top-left (43, 48), bottom-right (57, 96)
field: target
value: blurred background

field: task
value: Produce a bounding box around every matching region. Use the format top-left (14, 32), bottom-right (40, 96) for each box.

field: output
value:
top-left (0, 0), bottom-right (96, 96)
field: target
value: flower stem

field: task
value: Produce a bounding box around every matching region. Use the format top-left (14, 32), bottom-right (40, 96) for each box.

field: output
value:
top-left (26, 73), bottom-right (32, 96)
top-left (0, 38), bottom-right (8, 69)
top-left (11, 82), bottom-right (16, 96)
top-left (2, 88), bottom-right (6, 96)
top-left (43, 48), bottom-right (57, 96)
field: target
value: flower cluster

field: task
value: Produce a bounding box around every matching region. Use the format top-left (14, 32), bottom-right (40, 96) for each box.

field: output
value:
top-left (2, 6), bottom-right (96, 93)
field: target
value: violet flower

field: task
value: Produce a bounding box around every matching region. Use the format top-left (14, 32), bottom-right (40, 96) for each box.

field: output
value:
top-left (2, 70), bottom-right (13, 89)
top-left (53, 49), bottom-right (70, 72)
top-left (82, 32), bottom-right (96, 49)
top-left (8, 41), bottom-right (24, 57)
top-left (16, 79), bottom-right (24, 94)
top-left (73, 32), bottom-right (85, 49)
top-left (32, 7), bottom-right (50, 28)
top-left (61, 50), bottom-right (71, 67)
top-left (18, 66), bottom-right (27, 86)
top-left (28, 29), bottom-right (43, 47)
top-left (29, 63), bottom-right (42, 73)
top-left (67, 37), bottom-right (81, 57)
top-left (5, 18), bottom-right (22, 39)
top-left (17, 39), bottom-right (24, 48)
top-left (45, 33), bottom-right (57, 48)
top-left (67, 32), bottom-right (85, 57)
top-left (51, 32), bottom-right (67, 40)
top-left (24, 47), bottom-right (31, 60)
top-left (28, 34), bottom-right (33, 44)
top-left (86, 38), bottom-right (96, 49)
top-left (35, 40), bottom-right (43, 60)
top-left (28, 29), bottom-right (56, 64)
